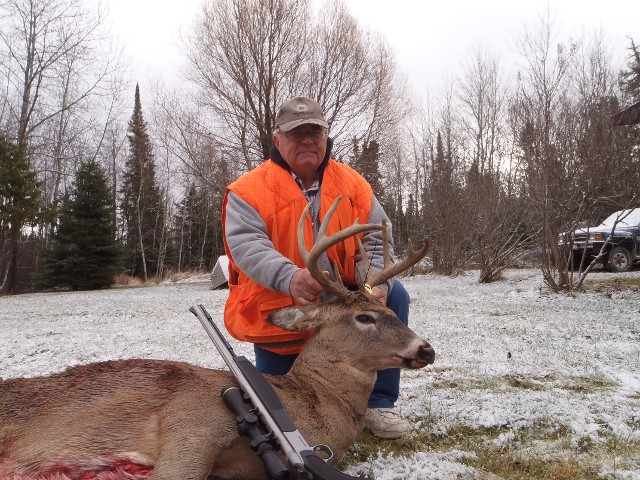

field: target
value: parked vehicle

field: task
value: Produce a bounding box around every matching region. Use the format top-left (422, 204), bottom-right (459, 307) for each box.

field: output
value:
top-left (559, 208), bottom-right (640, 272)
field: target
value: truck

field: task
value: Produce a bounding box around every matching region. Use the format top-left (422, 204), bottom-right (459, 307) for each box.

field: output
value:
top-left (559, 208), bottom-right (640, 272)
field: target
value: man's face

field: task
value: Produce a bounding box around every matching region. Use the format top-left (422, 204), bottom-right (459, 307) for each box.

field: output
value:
top-left (273, 124), bottom-right (328, 181)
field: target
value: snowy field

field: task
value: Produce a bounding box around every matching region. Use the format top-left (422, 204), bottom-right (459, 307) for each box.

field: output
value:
top-left (1, 269), bottom-right (639, 479)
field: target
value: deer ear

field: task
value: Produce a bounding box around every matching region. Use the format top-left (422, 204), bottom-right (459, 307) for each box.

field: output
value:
top-left (267, 305), bottom-right (321, 332)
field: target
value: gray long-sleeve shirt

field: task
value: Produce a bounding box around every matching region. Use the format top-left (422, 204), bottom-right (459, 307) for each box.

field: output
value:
top-left (224, 184), bottom-right (394, 298)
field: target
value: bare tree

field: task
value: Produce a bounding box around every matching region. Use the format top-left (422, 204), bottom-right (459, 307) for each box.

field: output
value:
top-left (182, 0), bottom-right (409, 171)
top-left (152, 84), bottom-right (224, 191)
top-left (0, 0), bottom-right (126, 292)
top-left (510, 13), bottom-right (638, 291)
top-left (0, 0), bottom-right (126, 216)
top-left (456, 46), bottom-right (531, 282)
top-left (419, 81), bottom-right (472, 274)
top-left (150, 83), bottom-right (232, 272)
top-left (305, 1), bottom-right (411, 158)
top-left (0, 0), bottom-right (118, 147)
top-left (183, 0), bottom-right (310, 170)
top-left (457, 47), bottom-right (504, 173)
top-left (553, 35), bottom-right (640, 288)
top-left (510, 12), bottom-right (579, 289)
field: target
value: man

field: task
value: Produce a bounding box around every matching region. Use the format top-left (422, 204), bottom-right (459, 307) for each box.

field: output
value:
top-left (222, 96), bottom-right (412, 439)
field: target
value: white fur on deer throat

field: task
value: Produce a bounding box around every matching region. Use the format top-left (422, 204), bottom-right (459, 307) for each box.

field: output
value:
top-left (270, 305), bottom-right (319, 331)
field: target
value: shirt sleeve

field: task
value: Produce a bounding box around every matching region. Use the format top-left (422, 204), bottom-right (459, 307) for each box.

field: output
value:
top-left (355, 195), bottom-right (395, 294)
top-left (224, 191), bottom-right (299, 295)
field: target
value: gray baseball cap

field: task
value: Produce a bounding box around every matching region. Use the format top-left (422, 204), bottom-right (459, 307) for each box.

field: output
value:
top-left (274, 97), bottom-right (329, 132)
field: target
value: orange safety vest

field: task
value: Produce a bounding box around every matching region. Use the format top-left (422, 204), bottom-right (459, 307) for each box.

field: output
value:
top-left (222, 159), bottom-right (373, 354)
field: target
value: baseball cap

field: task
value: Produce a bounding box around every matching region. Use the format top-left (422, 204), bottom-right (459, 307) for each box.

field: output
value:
top-left (274, 97), bottom-right (329, 132)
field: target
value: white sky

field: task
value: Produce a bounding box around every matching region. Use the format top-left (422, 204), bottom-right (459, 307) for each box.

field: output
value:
top-left (105, 0), bottom-right (640, 98)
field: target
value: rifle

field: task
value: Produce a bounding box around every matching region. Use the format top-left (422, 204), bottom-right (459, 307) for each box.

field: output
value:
top-left (190, 304), bottom-right (370, 480)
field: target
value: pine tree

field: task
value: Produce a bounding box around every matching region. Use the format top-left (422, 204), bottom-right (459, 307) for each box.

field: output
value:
top-left (349, 139), bottom-right (383, 199)
top-left (620, 38), bottom-right (640, 100)
top-left (171, 183), bottom-right (201, 270)
top-left (120, 84), bottom-right (165, 280)
top-left (168, 179), bottom-right (228, 272)
top-left (40, 160), bottom-right (121, 290)
top-left (0, 133), bottom-right (41, 294)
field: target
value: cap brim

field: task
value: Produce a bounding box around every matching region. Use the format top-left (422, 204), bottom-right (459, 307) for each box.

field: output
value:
top-left (278, 118), bottom-right (329, 132)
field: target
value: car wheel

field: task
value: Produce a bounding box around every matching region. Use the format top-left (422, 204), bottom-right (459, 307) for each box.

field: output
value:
top-left (607, 246), bottom-right (633, 273)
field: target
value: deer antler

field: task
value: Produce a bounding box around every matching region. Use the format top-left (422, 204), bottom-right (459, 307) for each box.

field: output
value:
top-left (358, 233), bottom-right (431, 288)
top-left (298, 196), bottom-right (430, 300)
top-left (298, 196), bottom-right (383, 301)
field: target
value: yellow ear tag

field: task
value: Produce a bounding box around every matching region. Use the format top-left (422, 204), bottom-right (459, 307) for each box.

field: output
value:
top-left (364, 283), bottom-right (373, 295)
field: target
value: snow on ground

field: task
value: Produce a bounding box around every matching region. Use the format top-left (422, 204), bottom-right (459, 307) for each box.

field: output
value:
top-left (1, 269), bottom-right (639, 479)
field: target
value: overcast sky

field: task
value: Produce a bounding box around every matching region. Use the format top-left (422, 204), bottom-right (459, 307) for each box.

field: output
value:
top-left (106, 0), bottom-right (640, 100)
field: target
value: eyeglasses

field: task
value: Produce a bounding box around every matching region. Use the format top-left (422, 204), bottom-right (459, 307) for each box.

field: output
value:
top-left (283, 128), bottom-right (328, 143)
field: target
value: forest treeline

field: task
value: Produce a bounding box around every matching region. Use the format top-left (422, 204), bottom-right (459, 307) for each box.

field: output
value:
top-left (1, 0), bottom-right (639, 294)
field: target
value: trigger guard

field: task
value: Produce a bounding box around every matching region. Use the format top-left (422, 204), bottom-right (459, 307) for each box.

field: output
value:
top-left (313, 444), bottom-right (334, 463)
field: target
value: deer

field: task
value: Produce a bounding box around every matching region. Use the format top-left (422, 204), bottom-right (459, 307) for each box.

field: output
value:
top-left (0, 197), bottom-right (435, 480)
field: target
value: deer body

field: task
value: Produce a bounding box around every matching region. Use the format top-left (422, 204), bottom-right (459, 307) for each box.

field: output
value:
top-left (1, 297), bottom-right (433, 480)
top-left (1, 197), bottom-right (435, 479)
top-left (1, 360), bottom-right (237, 479)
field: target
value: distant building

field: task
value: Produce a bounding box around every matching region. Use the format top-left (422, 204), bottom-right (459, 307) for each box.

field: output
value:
top-left (613, 100), bottom-right (640, 126)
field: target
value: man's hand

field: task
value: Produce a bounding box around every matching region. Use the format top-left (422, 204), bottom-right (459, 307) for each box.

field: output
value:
top-left (371, 286), bottom-right (387, 305)
top-left (290, 269), bottom-right (327, 305)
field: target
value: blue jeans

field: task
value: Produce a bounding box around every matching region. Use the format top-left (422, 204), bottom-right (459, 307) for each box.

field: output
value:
top-left (254, 280), bottom-right (410, 409)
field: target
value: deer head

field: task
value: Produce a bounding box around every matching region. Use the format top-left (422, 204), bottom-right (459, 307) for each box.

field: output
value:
top-left (268, 196), bottom-right (435, 373)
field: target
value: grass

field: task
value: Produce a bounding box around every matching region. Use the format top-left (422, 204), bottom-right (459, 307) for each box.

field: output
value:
top-left (432, 373), bottom-right (616, 395)
top-left (340, 422), bottom-right (640, 479)
top-left (338, 373), bottom-right (639, 479)
top-left (582, 275), bottom-right (640, 293)
top-left (559, 377), bottom-right (618, 394)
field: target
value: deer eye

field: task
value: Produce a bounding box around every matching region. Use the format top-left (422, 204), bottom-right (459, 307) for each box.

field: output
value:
top-left (355, 314), bottom-right (376, 325)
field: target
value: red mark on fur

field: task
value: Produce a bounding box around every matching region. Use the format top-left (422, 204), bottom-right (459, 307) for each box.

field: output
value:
top-left (3, 461), bottom-right (153, 480)
top-left (79, 460), bottom-right (153, 479)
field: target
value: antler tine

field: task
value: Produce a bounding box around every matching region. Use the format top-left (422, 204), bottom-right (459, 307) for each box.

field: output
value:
top-left (355, 219), bottom-right (390, 276)
top-left (297, 196), bottom-right (383, 301)
top-left (365, 237), bottom-right (431, 288)
top-left (381, 219), bottom-right (390, 270)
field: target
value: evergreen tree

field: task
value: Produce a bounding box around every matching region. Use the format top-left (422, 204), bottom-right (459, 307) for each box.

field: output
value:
top-left (40, 160), bottom-right (121, 290)
top-left (423, 131), bottom-right (467, 274)
top-left (349, 138), bottom-right (411, 246)
top-left (120, 84), bottom-right (165, 280)
top-left (0, 133), bottom-right (41, 294)
top-left (349, 139), bottom-right (383, 199)
top-left (433, 131), bottom-right (453, 185)
top-left (620, 38), bottom-right (640, 100)
top-left (170, 183), bottom-right (207, 270)
top-left (167, 177), bottom-right (228, 273)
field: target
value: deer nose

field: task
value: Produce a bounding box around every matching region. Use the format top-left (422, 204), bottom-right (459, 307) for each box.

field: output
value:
top-left (418, 343), bottom-right (436, 365)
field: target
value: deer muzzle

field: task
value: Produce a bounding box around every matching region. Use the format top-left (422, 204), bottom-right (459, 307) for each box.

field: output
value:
top-left (401, 339), bottom-right (435, 369)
